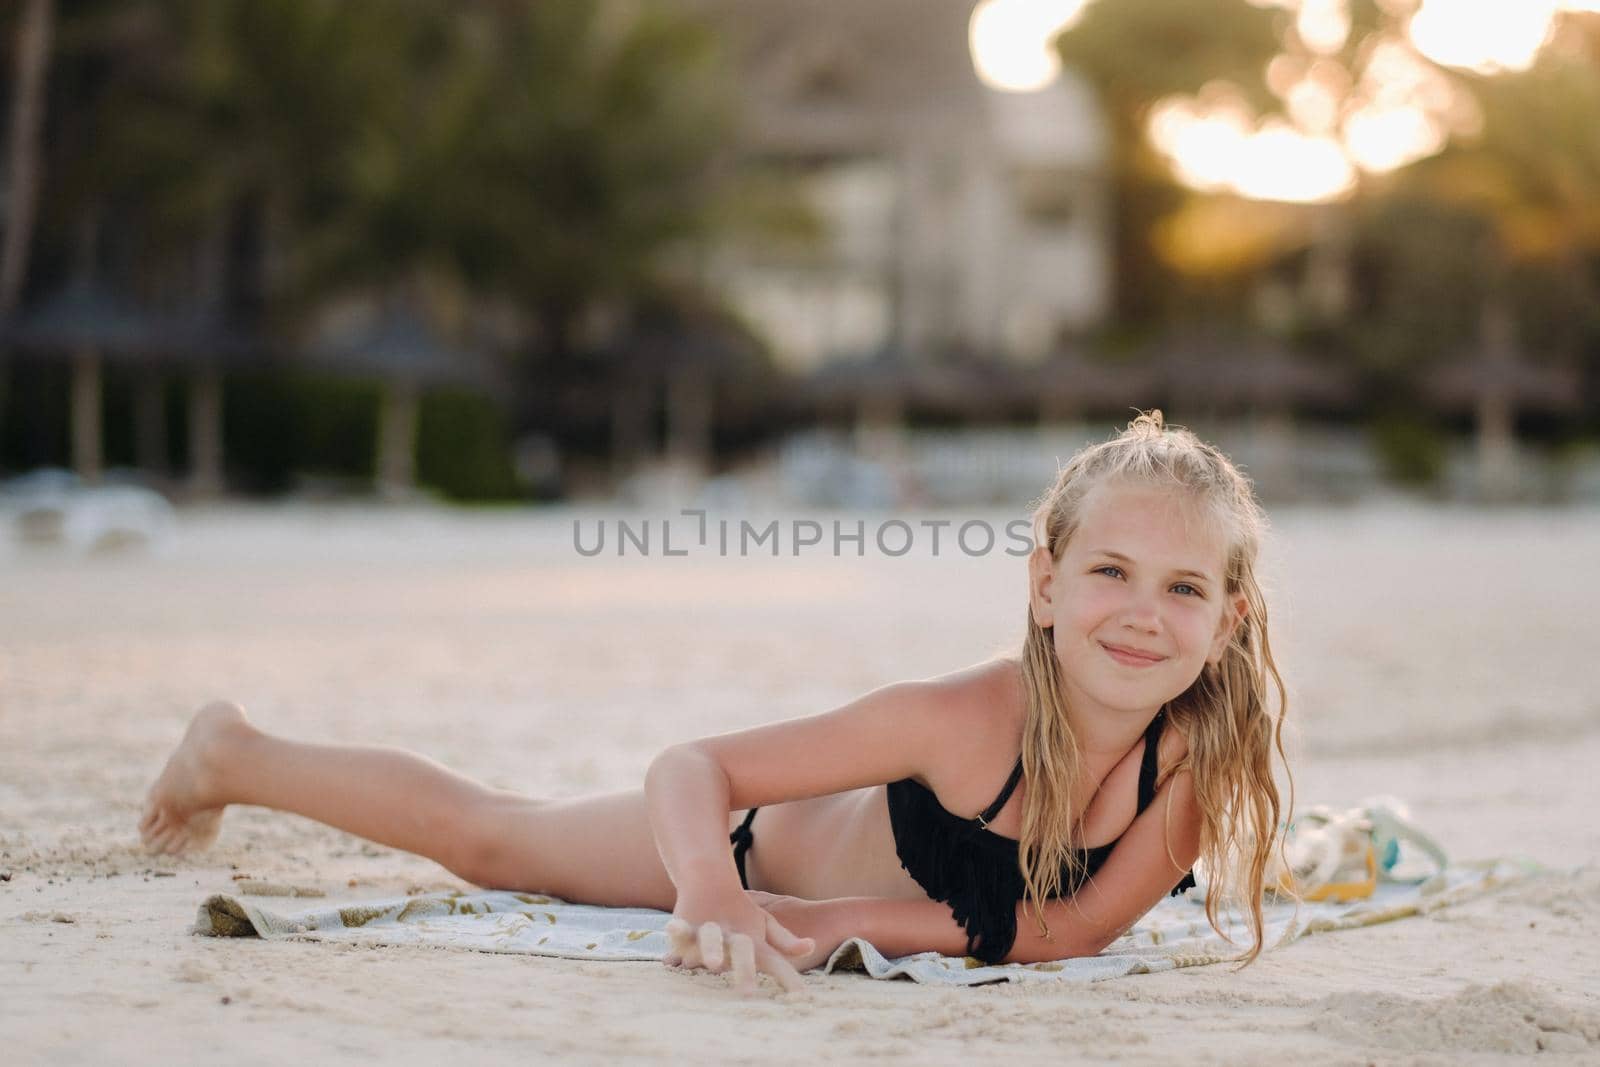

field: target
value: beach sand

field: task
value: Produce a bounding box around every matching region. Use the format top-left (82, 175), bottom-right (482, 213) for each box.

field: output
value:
top-left (2, 503), bottom-right (1597, 1064)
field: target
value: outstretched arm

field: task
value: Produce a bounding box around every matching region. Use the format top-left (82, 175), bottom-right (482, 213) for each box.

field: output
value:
top-left (643, 675), bottom-right (975, 990)
top-left (645, 677), bottom-right (969, 899)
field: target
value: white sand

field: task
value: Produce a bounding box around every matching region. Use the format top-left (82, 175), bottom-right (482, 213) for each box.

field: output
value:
top-left (2, 502), bottom-right (1597, 1064)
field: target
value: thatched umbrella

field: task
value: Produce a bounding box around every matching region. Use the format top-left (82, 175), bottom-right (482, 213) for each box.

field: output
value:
top-left (804, 349), bottom-right (912, 465)
top-left (1152, 337), bottom-right (1356, 415)
top-left (610, 297), bottom-right (770, 488)
top-left (1423, 356), bottom-right (1579, 413)
top-left (3, 270), bottom-right (277, 494)
top-left (1166, 339), bottom-right (1356, 498)
top-left (303, 301), bottom-right (497, 499)
top-left (162, 307), bottom-right (273, 497)
top-left (1030, 352), bottom-right (1163, 422)
top-left (2, 274), bottom-right (170, 484)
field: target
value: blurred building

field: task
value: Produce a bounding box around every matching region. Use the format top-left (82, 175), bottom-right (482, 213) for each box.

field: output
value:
top-left (689, 0), bottom-right (1112, 370)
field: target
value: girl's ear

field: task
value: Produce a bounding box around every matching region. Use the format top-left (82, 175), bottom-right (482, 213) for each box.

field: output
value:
top-left (1208, 592), bottom-right (1249, 665)
top-left (1028, 545), bottom-right (1056, 628)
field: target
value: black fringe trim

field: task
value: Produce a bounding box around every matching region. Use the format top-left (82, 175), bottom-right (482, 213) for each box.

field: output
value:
top-left (887, 778), bottom-right (1194, 965)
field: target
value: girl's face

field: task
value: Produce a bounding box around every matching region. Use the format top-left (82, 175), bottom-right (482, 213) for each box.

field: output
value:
top-left (1029, 480), bottom-right (1247, 724)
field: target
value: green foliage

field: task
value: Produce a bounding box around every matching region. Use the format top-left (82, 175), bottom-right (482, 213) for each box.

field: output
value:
top-left (19, 0), bottom-right (749, 495)
top-left (1508, 259), bottom-right (1600, 361)
top-left (222, 371), bottom-right (371, 492)
top-left (61, 1), bottom-right (382, 249)
top-left (1055, 1), bottom-right (1600, 369)
top-left (0, 363), bottom-right (69, 471)
top-left (55, 0), bottom-right (735, 341)
top-left (220, 372), bottom-right (519, 499)
top-left (1055, 0), bottom-right (1282, 117)
top-left (416, 388), bottom-right (520, 502)
top-left (1371, 415), bottom-right (1448, 487)
top-left (1053, 0), bottom-right (1282, 325)
top-left (1345, 198), bottom-right (1493, 370)
top-left (446, 2), bottom-right (734, 332)
top-left (1464, 52), bottom-right (1600, 227)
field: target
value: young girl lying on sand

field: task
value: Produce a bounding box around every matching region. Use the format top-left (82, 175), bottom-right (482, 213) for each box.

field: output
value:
top-left (141, 411), bottom-right (1291, 994)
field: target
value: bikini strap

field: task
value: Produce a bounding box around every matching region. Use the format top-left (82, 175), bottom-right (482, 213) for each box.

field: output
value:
top-left (979, 708), bottom-right (1167, 829)
top-left (1136, 710), bottom-right (1167, 813)
top-left (975, 757), bottom-right (1025, 828)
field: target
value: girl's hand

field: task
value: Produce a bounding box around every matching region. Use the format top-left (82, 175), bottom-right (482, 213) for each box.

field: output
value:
top-left (662, 885), bottom-right (815, 995)
top-left (741, 890), bottom-right (853, 973)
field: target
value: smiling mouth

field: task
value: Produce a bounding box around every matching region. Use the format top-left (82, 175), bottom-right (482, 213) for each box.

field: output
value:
top-left (1100, 642), bottom-right (1167, 666)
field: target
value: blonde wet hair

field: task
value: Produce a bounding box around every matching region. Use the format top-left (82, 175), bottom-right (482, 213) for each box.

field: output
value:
top-left (1014, 409), bottom-right (1291, 965)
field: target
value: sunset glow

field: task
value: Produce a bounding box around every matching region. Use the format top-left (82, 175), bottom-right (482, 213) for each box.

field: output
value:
top-left (1341, 102), bottom-right (1446, 173)
top-left (1408, 0), bottom-right (1558, 74)
top-left (968, 0), bottom-right (1091, 92)
top-left (1148, 91), bottom-right (1357, 203)
top-left (1296, 0), bottom-right (1352, 55)
top-left (1341, 36), bottom-right (1479, 172)
top-left (982, 0), bottom-right (1588, 201)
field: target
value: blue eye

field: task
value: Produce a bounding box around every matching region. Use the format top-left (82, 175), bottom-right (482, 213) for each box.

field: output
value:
top-left (1094, 565), bottom-right (1204, 597)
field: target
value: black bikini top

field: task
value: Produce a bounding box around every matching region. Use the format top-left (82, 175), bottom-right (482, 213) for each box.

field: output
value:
top-left (884, 709), bottom-right (1197, 964)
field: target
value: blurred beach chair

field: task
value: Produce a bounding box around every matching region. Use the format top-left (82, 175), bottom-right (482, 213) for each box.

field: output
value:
top-left (1, 467), bottom-right (176, 553)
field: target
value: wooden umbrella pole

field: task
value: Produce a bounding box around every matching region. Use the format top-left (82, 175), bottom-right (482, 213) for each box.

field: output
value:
top-left (188, 364), bottom-right (224, 498)
top-left (376, 377), bottom-right (420, 500)
top-left (70, 347), bottom-right (102, 485)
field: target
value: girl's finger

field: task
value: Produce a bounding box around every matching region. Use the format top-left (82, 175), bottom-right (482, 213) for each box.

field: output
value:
top-left (697, 921), bottom-right (726, 971)
top-left (665, 919), bottom-right (705, 971)
top-left (664, 917), bottom-right (694, 955)
top-left (140, 811), bottom-right (168, 845)
top-left (765, 914), bottom-right (817, 956)
top-left (755, 944), bottom-right (808, 994)
top-left (726, 932), bottom-right (758, 995)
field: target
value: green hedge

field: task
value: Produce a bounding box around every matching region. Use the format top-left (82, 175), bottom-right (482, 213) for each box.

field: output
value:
top-left (0, 363), bottom-right (522, 502)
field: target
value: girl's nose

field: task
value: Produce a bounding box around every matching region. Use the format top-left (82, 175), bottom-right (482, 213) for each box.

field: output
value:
top-left (1120, 590), bottom-right (1162, 632)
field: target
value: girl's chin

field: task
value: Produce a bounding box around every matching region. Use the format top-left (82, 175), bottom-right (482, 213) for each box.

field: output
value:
top-left (1081, 675), bottom-right (1196, 713)
top-left (1058, 657), bottom-right (1192, 712)
top-left (1076, 688), bottom-right (1173, 718)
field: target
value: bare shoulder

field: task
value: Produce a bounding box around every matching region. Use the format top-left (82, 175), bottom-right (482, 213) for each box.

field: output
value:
top-left (912, 656), bottom-right (1027, 787)
top-left (922, 655), bottom-right (1025, 735)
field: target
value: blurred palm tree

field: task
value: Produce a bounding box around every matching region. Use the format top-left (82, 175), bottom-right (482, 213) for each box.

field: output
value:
top-left (48, 0), bottom-right (388, 494)
top-left (450, 2), bottom-right (733, 354)
top-left (42, 0), bottom-right (737, 495)
top-left (1, 0), bottom-right (55, 317)
top-left (1414, 42), bottom-right (1600, 362)
top-left (0, 0), bottom-right (57, 461)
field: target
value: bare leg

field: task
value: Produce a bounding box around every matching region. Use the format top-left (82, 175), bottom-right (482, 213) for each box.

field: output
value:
top-left (140, 701), bottom-right (682, 910)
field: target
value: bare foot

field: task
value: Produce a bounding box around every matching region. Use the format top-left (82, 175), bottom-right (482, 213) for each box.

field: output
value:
top-left (139, 701), bottom-right (248, 855)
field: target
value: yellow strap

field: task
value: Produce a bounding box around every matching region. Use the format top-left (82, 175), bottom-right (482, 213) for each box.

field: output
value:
top-left (1277, 843), bottom-right (1378, 902)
